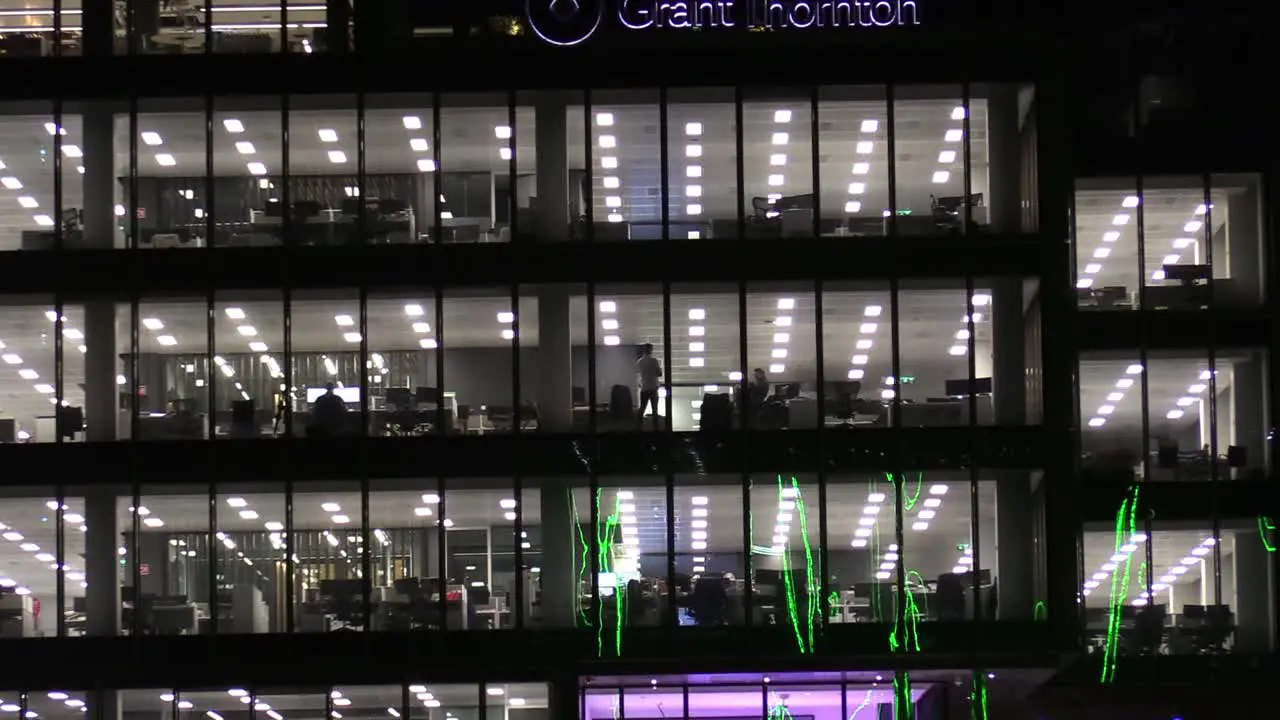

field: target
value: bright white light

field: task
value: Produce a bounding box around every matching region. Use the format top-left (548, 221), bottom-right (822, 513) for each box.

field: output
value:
top-left (938, 150), bottom-right (957, 163)
top-left (327, 150), bottom-right (348, 164)
top-left (944, 129), bottom-right (963, 142)
top-left (223, 118), bottom-right (245, 133)
top-left (246, 162), bottom-right (268, 175)
top-left (932, 170), bottom-right (951, 184)
top-left (417, 159), bottom-right (436, 172)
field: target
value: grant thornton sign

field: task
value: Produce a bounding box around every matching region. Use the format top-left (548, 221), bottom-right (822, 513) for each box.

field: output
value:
top-left (526, 0), bottom-right (921, 46)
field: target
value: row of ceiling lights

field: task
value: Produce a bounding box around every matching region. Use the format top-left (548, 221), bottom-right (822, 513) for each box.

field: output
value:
top-left (929, 106), bottom-right (967, 187)
top-left (946, 293), bottom-right (990, 357)
top-left (595, 112), bottom-right (625, 224)
top-left (1079, 530), bottom-right (1147, 599)
top-left (769, 486), bottom-right (797, 553)
top-left (1077, 195), bottom-right (1210, 290)
top-left (1085, 365), bottom-right (1213, 429)
top-left (847, 304), bottom-right (881, 384)
top-left (0, 501), bottom-right (88, 596)
top-left (1132, 536), bottom-right (1217, 607)
top-left (843, 118), bottom-right (879, 214)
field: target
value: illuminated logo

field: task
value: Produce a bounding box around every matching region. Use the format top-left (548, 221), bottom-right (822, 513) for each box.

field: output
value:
top-left (526, 0), bottom-right (606, 46)
top-left (528, 0), bottom-right (920, 44)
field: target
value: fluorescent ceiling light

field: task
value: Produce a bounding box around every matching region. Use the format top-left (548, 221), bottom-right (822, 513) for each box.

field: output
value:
top-left (33, 214), bottom-right (53, 226)
top-left (1, 177), bottom-right (21, 189)
top-left (602, 176), bottom-right (620, 189)
top-left (685, 121), bottom-right (702, 136)
top-left (224, 307), bottom-right (246, 319)
top-left (595, 112), bottom-right (614, 126)
top-left (932, 170), bottom-right (951, 183)
top-left (154, 153), bottom-right (176, 166)
top-left (1112, 214), bottom-right (1130, 225)
top-left (493, 125), bottom-right (512, 140)
top-left (768, 174), bottom-right (784, 186)
top-left (403, 116), bottom-right (422, 129)
top-left (771, 132), bottom-right (788, 145)
top-left (62, 145), bottom-right (83, 158)
top-left (844, 200), bottom-right (862, 213)
top-left (501, 329), bottom-right (515, 340)
top-left (860, 119), bottom-right (879, 132)
top-left (412, 322), bottom-right (430, 333)
top-left (417, 158), bottom-right (436, 172)
top-left (852, 162), bottom-right (870, 175)
top-left (865, 306), bottom-right (882, 317)
top-left (334, 314), bottom-right (354, 326)
top-left (17, 196), bottom-right (37, 208)
top-left (603, 335), bottom-right (620, 346)
top-left (236, 325), bottom-right (257, 336)
top-left (848, 182), bottom-right (866, 194)
top-left (686, 165), bottom-right (702, 178)
top-left (33, 384), bottom-right (54, 394)
top-left (856, 141), bottom-right (873, 154)
top-left (318, 128), bottom-right (339, 142)
top-left (343, 332), bottom-right (361, 343)
top-left (156, 335), bottom-right (177, 346)
top-left (141, 131), bottom-right (163, 146)
top-left (769, 153), bottom-right (786, 166)
top-left (685, 144), bottom-right (703, 158)
top-left (601, 156), bottom-right (618, 169)
top-left (222, 118), bottom-right (245, 133)
top-left (1125, 364), bottom-right (1144, 374)
top-left (18, 369), bottom-right (38, 380)
top-left (774, 109), bottom-right (792, 123)
top-left (248, 342), bottom-right (268, 352)
top-left (598, 135), bottom-right (616, 148)
top-left (938, 150), bottom-right (957, 163)
top-left (142, 318), bottom-right (164, 330)
top-left (327, 150), bottom-right (348, 164)
top-left (1122, 195), bottom-right (1140, 208)
top-left (951, 106), bottom-right (966, 120)
top-left (246, 162), bottom-right (267, 175)
top-left (497, 311), bottom-right (515, 323)
top-left (1103, 231), bottom-right (1120, 242)
top-left (686, 184), bottom-right (702, 197)
top-left (944, 129), bottom-right (963, 142)
top-left (419, 338), bottom-right (438, 349)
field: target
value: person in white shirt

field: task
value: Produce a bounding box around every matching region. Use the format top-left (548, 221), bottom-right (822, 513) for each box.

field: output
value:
top-left (635, 343), bottom-right (663, 430)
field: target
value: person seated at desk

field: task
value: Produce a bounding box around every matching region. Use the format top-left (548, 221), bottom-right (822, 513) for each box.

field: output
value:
top-left (308, 383), bottom-right (347, 437)
top-left (689, 573), bottom-right (731, 626)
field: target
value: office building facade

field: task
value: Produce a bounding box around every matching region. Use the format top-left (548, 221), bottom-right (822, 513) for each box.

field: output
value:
top-left (0, 1), bottom-right (1274, 719)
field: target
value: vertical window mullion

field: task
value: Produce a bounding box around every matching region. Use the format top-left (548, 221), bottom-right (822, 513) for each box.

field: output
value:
top-left (660, 87), bottom-right (670, 242)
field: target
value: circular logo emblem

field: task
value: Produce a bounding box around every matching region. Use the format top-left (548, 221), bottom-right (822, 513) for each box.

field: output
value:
top-left (526, 0), bottom-right (604, 46)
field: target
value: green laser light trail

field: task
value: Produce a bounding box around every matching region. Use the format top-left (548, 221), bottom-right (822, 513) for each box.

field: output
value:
top-left (1259, 515), bottom-right (1276, 552)
top-left (1100, 485), bottom-right (1139, 684)
top-left (892, 673), bottom-right (913, 720)
top-left (848, 689), bottom-right (874, 720)
top-left (968, 673), bottom-right (988, 720)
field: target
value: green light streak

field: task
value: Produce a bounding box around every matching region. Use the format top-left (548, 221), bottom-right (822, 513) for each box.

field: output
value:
top-left (1033, 600), bottom-right (1047, 621)
top-left (1100, 485), bottom-right (1139, 684)
top-left (884, 473), bottom-right (921, 654)
top-left (967, 673), bottom-right (988, 720)
top-left (1259, 515), bottom-right (1276, 552)
top-left (892, 673), bottom-right (912, 720)
top-left (901, 471), bottom-right (924, 512)
top-left (593, 489), bottom-right (624, 657)
top-left (848, 690), bottom-right (873, 720)
top-left (766, 699), bottom-right (794, 720)
top-left (777, 475), bottom-right (819, 653)
top-left (569, 489), bottom-right (592, 628)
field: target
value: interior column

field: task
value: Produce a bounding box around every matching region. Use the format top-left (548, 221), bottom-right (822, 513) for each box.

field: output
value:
top-left (1232, 532), bottom-right (1275, 652)
top-left (79, 101), bottom-right (123, 442)
top-left (534, 93), bottom-right (570, 240)
top-left (991, 279), bottom-right (1034, 619)
top-left (1224, 184), bottom-right (1262, 302)
top-left (536, 285), bottom-right (573, 432)
top-left (984, 83), bottom-right (1022, 234)
top-left (537, 480), bottom-right (577, 627)
top-left (1228, 353), bottom-right (1267, 478)
top-left (85, 488), bottom-right (121, 637)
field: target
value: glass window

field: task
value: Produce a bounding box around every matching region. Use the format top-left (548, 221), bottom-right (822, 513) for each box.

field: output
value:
top-left (1145, 353), bottom-right (1238, 482)
top-left (1074, 179), bottom-right (1140, 309)
top-left (892, 85), bottom-right (976, 236)
top-left (441, 288), bottom-right (517, 434)
top-left (124, 484), bottom-right (209, 636)
top-left (292, 289), bottom-right (363, 438)
top-left (1081, 524), bottom-right (1274, 654)
top-left (210, 485), bottom-right (288, 633)
top-left (367, 479), bottom-right (445, 631)
top-left (129, 297), bottom-right (209, 441)
top-left (0, 103), bottom-right (57, 251)
top-left (743, 90), bottom-right (814, 239)
top-left (0, 298), bottom-right (56, 441)
top-left (749, 474), bottom-right (820, 638)
top-left (592, 284), bottom-right (661, 434)
top-left (1079, 353), bottom-right (1146, 484)
top-left (289, 94), bottom-right (360, 246)
top-left (293, 482), bottom-right (365, 631)
top-left (665, 88), bottom-right (737, 241)
top-left (1211, 173), bottom-right (1264, 305)
top-left (590, 90), bottom-right (661, 240)
top-left (746, 284), bottom-right (817, 429)
top-left (821, 281), bottom-right (893, 427)
top-left (213, 97), bottom-right (284, 247)
top-left (125, 100), bottom-right (208, 249)
top-left (367, 291), bottom-right (439, 436)
top-left (669, 284), bottom-right (741, 432)
top-left (818, 86), bottom-right (889, 238)
top-left (896, 281), bottom-right (986, 427)
top-left (437, 93), bottom-right (511, 245)
top-left (213, 291), bottom-right (284, 438)
top-left (365, 94), bottom-right (435, 244)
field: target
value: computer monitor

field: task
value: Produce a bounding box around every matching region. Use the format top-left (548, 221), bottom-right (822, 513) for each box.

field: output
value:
top-left (306, 386), bottom-right (361, 404)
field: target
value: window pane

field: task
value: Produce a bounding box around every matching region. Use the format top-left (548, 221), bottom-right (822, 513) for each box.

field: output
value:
top-left (293, 289), bottom-right (363, 437)
top-left (438, 93), bottom-right (510, 245)
top-left (593, 283), bottom-right (661, 434)
top-left (666, 87), bottom-right (736, 240)
top-left (129, 484), bottom-right (209, 636)
top-left (896, 281), bottom-right (981, 427)
top-left (134, 296), bottom-right (210, 441)
top-left (590, 90), bottom-right (661, 240)
top-left (670, 284), bottom-right (741, 431)
top-left (1211, 172), bottom-right (1264, 305)
top-left (1146, 354), bottom-right (1219, 479)
top-left (129, 100), bottom-right (208, 249)
top-left (366, 93), bottom-right (435, 244)
top-left (892, 85), bottom-right (969, 236)
top-left (749, 474), bottom-right (819, 637)
top-left (744, 284), bottom-right (816, 429)
top-left (1079, 353), bottom-right (1145, 482)
top-left (818, 86), bottom-right (888, 237)
top-left (213, 291), bottom-right (284, 437)
top-left (213, 98), bottom-right (283, 247)
top-left (368, 479), bottom-right (444, 631)
top-left (743, 90), bottom-right (814, 239)
top-left (828, 475), bottom-right (893, 623)
top-left (367, 291), bottom-right (438, 435)
top-left (289, 94), bottom-right (361, 246)
top-left (0, 103), bottom-right (56, 251)
top-left (214, 485), bottom-right (287, 633)
top-left (294, 481), bottom-right (364, 631)
top-left (442, 288), bottom-right (516, 434)
top-left (1074, 180), bottom-right (1139, 309)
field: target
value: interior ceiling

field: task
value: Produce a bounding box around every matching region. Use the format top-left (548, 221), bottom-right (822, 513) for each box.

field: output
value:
top-left (1075, 187), bottom-right (1234, 292)
top-left (0, 97), bottom-right (987, 246)
top-left (1079, 528), bottom-right (1242, 609)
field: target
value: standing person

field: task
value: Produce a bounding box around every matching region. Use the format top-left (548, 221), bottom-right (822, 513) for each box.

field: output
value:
top-left (635, 343), bottom-right (663, 430)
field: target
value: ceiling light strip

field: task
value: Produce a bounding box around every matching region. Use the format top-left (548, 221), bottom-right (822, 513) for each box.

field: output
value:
top-left (1079, 530), bottom-right (1147, 598)
top-left (684, 119), bottom-right (703, 219)
top-left (1087, 362), bottom-right (1143, 429)
top-left (1133, 535), bottom-right (1217, 606)
top-left (848, 304), bottom-right (882, 383)
top-left (596, 112), bottom-right (624, 223)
